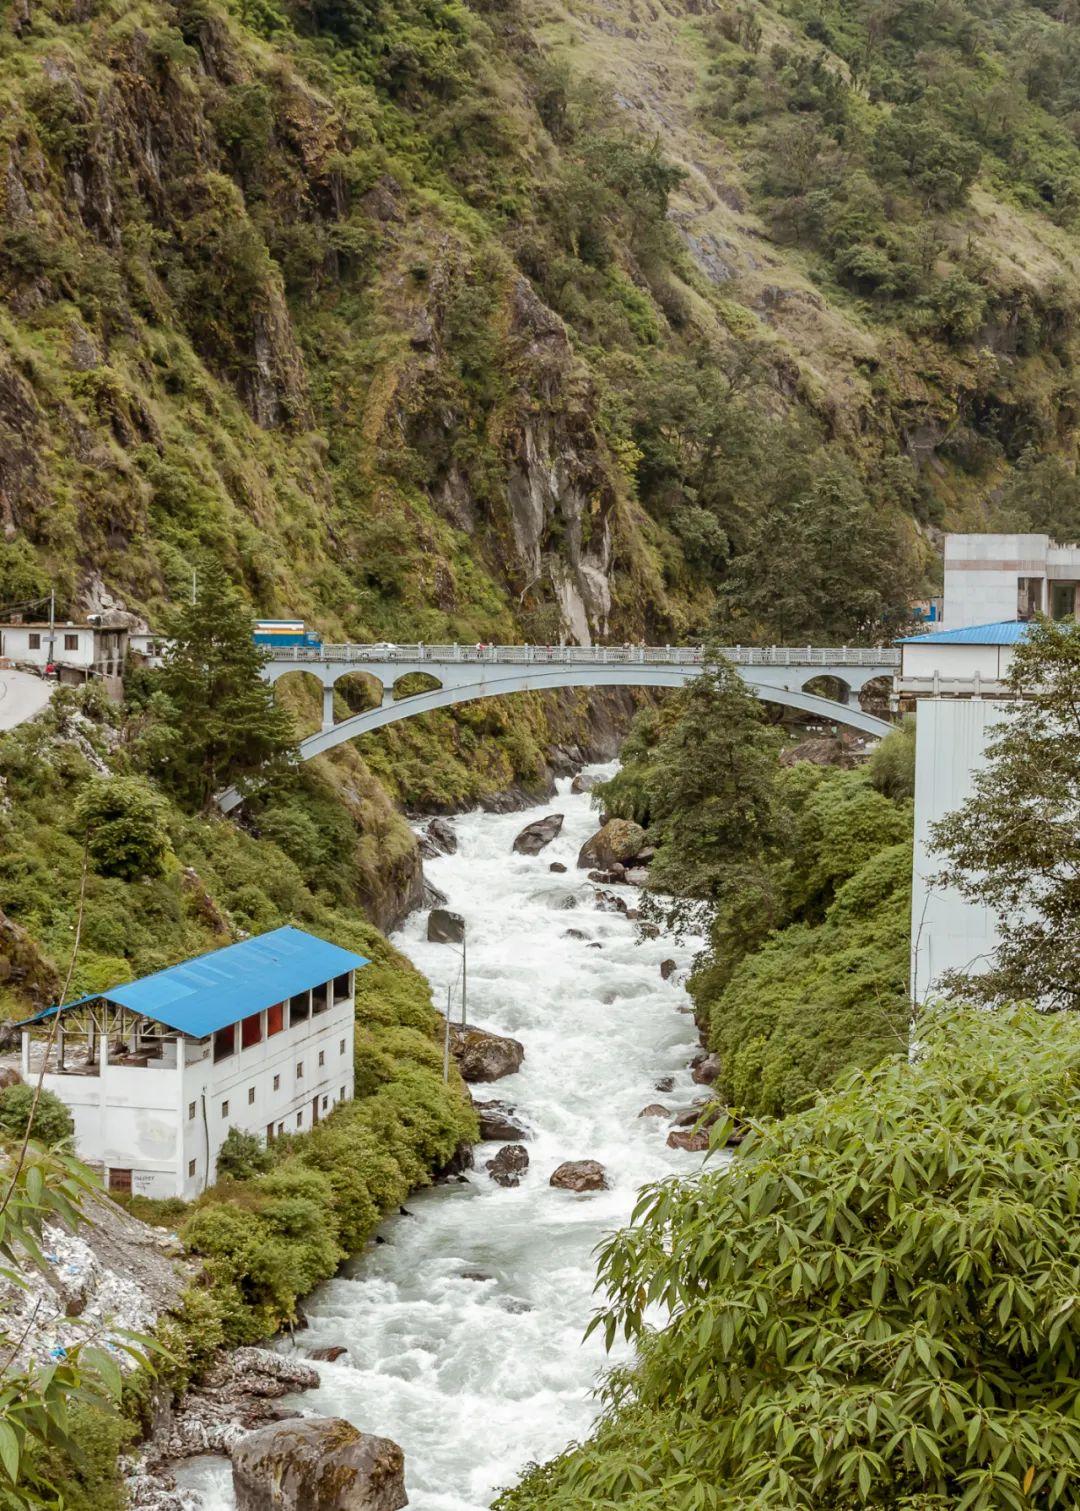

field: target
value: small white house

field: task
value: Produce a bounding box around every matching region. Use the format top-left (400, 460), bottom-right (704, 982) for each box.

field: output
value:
top-left (19, 926), bottom-right (366, 1200)
top-left (944, 533), bottom-right (1080, 628)
top-left (0, 621), bottom-right (129, 683)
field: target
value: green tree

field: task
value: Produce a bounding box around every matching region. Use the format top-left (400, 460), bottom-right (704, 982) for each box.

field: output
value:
top-left (995, 447), bottom-right (1080, 541)
top-left (634, 660), bottom-right (783, 938)
top-left (74, 776), bottom-right (171, 882)
top-left (0, 1085), bottom-right (73, 1147)
top-left (215, 1126), bottom-right (273, 1181)
top-left (498, 1007), bottom-right (1080, 1511)
top-left (147, 561), bottom-right (297, 810)
top-left (930, 617), bottom-right (1080, 1008)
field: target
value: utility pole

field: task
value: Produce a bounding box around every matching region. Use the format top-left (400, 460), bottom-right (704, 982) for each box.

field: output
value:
top-left (191, 568), bottom-right (198, 606)
top-left (461, 929), bottom-right (467, 1029)
top-left (47, 588), bottom-right (55, 668)
top-left (443, 983), bottom-right (452, 1083)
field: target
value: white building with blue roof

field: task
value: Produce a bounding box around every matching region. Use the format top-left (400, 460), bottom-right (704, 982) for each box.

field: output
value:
top-left (19, 926), bottom-right (368, 1199)
top-left (898, 609), bottom-right (1035, 1001)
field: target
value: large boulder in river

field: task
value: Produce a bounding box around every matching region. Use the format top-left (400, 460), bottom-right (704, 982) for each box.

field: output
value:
top-left (577, 819), bottom-right (646, 870)
top-left (485, 1144), bottom-right (529, 1187)
top-left (667, 1128), bottom-right (710, 1153)
top-left (570, 772), bottom-right (600, 795)
top-left (550, 1159), bottom-right (609, 1192)
top-left (512, 813), bottom-right (564, 855)
top-left (427, 908), bottom-right (465, 944)
top-left (691, 1052), bottom-right (722, 1086)
top-left (426, 817), bottom-right (458, 854)
top-left (232, 1416), bottom-right (406, 1511)
top-left (473, 1099), bottom-right (529, 1140)
top-left (449, 1023), bottom-right (525, 1082)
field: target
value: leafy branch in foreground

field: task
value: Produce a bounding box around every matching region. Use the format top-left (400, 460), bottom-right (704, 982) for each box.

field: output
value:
top-left (497, 1007), bottom-right (1080, 1510)
top-left (0, 1146), bottom-right (151, 1510)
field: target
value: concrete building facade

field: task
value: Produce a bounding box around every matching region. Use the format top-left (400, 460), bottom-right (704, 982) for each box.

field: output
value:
top-left (0, 621), bottom-right (128, 684)
top-left (20, 927), bottom-right (366, 1199)
top-left (944, 533), bottom-right (1080, 628)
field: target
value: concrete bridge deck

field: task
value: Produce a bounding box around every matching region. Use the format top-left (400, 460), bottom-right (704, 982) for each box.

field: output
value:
top-left (217, 643), bottom-right (898, 812)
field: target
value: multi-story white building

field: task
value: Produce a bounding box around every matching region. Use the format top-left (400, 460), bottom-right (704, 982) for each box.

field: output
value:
top-left (899, 539), bottom-right (1047, 1000)
top-left (19, 926), bottom-right (367, 1199)
top-left (943, 533), bottom-right (1080, 628)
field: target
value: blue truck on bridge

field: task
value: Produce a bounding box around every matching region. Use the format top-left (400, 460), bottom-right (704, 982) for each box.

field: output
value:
top-left (253, 620), bottom-right (322, 651)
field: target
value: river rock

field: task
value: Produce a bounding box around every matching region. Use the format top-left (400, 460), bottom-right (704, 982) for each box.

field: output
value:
top-left (512, 813), bottom-right (564, 855)
top-left (639, 921), bottom-right (660, 939)
top-left (232, 1417), bottom-right (406, 1511)
top-left (473, 1099), bottom-right (529, 1140)
top-left (427, 908), bottom-right (465, 944)
top-left (307, 1346), bottom-right (348, 1363)
top-left (637, 1104), bottom-right (669, 1118)
top-left (691, 1052), bottom-right (722, 1086)
top-left (422, 879), bottom-right (448, 909)
top-left (577, 819), bottom-right (647, 871)
top-left (570, 772), bottom-right (600, 794)
top-left (624, 867), bottom-right (650, 887)
top-left (587, 942), bottom-right (603, 949)
top-left (485, 1144), bottom-right (530, 1188)
top-left (594, 889), bottom-right (628, 915)
top-left (161, 1349), bottom-right (320, 1460)
top-left (426, 817), bottom-right (458, 854)
top-left (660, 960), bottom-right (676, 981)
top-left (563, 928), bottom-right (586, 940)
top-left (449, 1023), bottom-right (525, 1082)
top-left (672, 1100), bottom-right (723, 1128)
top-left (436, 1141), bottom-right (474, 1179)
top-left (667, 1128), bottom-right (710, 1153)
top-left (549, 1160), bottom-right (609, 1192)
top-left (549, 861), bottom-right (567, 873)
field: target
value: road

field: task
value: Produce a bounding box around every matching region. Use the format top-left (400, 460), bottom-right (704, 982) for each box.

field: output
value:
top-left (0, 669), bottom-right (53, 731)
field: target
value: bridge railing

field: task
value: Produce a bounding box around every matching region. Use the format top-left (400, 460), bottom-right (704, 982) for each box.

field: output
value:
top-left (274, 643), bottom-right (901, 669)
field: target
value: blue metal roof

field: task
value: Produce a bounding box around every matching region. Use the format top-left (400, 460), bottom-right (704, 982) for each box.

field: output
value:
top-left (896, 620), bottom-right (1032, 646)
top-left (21, 927), bottom-right (368, 1037)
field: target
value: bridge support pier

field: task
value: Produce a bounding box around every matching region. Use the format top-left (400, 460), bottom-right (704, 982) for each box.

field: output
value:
top-left (321, 684), bottom-right (335, 734)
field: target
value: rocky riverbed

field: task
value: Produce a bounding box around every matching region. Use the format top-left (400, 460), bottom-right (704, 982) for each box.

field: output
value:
top-left (177, 766), bottom-right (721, 1510)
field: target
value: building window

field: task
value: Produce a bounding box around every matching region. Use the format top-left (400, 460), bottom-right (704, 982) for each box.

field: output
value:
top-left (321, 1095), bottom-right (328, 1111)
top-left (188, 1101), bottom-right (196, 1120)
top-left (248, 1086), bottom-right (256, 1105)
top-left (340, 1086), bottom-right (346, 1100)
top-left (339, 1038), bottom-right (346, 1055)
top-left (64, 633), bottom-right (78, 651)
top-left (221, 1100), bottom-right (229, 1118)
top-left (267, 1002), bottom-right (284, 1036)
top-left (108, 1168), bottom-right (132, 1194)
top-left (312, 981), bottom-right (330, 1016)
top-left (188, 1159), bottom-right (196, 1178)
top-left (241, 1012), bottom-right (263, 1049)
top-left (333, 971), bottom-right (352, 1004)
top-left (296, 1061), bottom-right (304, 1078)
top-left (273, 1074), bottom-right (280, 1091)
top-left (266, 1122), bottom-right (275, 1144)
top-left (289, 991), bottom-right (310, 1026)
top-left (1018, 576), bottom-right (1042, 621)
top-left (213, 1024), bottom-right (235, 1062)
top-left (318, 1050), bottom-right (325, 1068)
top-left (28, 632), bottom-right (40, 650)
top-left (296, 1112), bottom-right (303, 1128)
top-left (278, 1122), bottom-right (284, 1136)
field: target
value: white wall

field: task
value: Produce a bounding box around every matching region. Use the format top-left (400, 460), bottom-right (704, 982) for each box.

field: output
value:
top-left (943, 534), bottom-right (1050, 628)
top-left (911, 699), bottom-right (1005, 1000)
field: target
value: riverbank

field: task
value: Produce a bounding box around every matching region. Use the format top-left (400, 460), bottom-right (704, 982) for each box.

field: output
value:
top-left (176, 768), bottom-right (717, 1510)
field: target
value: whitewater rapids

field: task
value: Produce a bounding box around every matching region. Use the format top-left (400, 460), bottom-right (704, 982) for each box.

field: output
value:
top-left (177, 767), bottom-right (709, 1509)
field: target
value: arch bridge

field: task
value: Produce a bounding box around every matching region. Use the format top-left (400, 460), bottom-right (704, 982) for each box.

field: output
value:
top-left (218, 643), bottom-right (899, 812)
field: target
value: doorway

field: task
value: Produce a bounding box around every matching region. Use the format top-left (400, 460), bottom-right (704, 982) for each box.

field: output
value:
top-left (1051, 583), bottom-right (1078, 620)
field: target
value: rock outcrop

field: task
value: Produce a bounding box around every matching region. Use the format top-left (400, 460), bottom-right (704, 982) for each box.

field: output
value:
top-left (232, 1417), bottom-right (407, 1511)
top-left (161, 1349), bottom-right (320, 1460)
top-left (667, 1128), bottom-right (710, 1153)
top-left (473, 1099), bottom-right (529, 1140)
top-left (691, 1052), bottom-right (722, 1086)
top-left (485, 1144), bottom-right (530, 1187)
top-left (577, 819), bottom-right (647, 870)
top-left (512, 813), bottom-right (564, 855)
top-left (427, 908), bottom-right (465, 944)
top-left (448, 1023), bottom-right (525, 1082)
top-left (637, 1104), bottom-right (670, 1118)
top-left (549, 1159), bottom-right (609, 1192)
top-left (570, 772), bottom-right (600, 794)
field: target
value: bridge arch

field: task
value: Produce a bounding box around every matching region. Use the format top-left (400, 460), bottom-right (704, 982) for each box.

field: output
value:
top-left (221, 663), bottom-right (894, 812)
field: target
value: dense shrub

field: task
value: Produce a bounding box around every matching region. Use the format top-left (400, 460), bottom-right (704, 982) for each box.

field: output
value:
top-left (498, 1008), bottom-right (1080, 1509)
top-left (0, 1084), bottom-right (75, 1147)
top-left (75, 776), bottom-right (172, 882)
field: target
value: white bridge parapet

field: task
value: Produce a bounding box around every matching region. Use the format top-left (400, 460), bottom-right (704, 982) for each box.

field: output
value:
top-left (216, 642), bottom-right (898, 812)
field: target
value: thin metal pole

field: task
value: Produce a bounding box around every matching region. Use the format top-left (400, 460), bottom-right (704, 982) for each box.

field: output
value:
top-left (48, 588), bottom-right (55, 667)
top-left (443, 985), bottom-right (452, 1083)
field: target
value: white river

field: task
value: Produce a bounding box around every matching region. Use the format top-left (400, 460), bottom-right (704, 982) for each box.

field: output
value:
top-left (177, 767), bottom-right (710, 1510)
